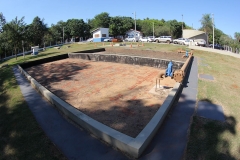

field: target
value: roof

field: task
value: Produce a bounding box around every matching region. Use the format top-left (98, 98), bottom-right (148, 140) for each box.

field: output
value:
top-left (183, 29), bottom-right (206, 39)
top-left (126, 29), bottom-right (142, 33)
top-left (91, 28), bottom-right (109, 33)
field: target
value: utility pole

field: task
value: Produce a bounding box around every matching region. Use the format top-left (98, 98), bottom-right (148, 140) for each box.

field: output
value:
top-left (212, 14), bottom-right (214, 49)
top-left (153, 22), bottom-right (154, 38)
top-left (182, 14), bottom-right (183, 38)
top-left (134, 11), bottom-right (136, 38)
top-left (22, 40), bottom-right (25, 59)
top-left (63, 27), bottom-right (64, 44)
top-left (132, 11), bottom-right (136, 39)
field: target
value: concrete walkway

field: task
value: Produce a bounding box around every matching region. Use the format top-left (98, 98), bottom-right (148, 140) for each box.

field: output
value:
top-left (140, 57), bottom-right (198, 159)
top-left (189, 46), bottom-right (240, 59)
top-left (13, 57), bottom-right (198, 160)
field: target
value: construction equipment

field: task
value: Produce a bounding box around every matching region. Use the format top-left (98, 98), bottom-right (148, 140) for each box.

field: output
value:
top-left (157, 53), bottom-right (193, 84)
top-left (173, 53), bottom-right (193, 83)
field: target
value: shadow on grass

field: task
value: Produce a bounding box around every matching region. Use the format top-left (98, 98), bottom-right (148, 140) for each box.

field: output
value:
top-left (1, 51), bottom-right (60, 66)
top-left (185, 115), bottom-right (237, 160)
top-left (0, 66), bottom-right (66, 160)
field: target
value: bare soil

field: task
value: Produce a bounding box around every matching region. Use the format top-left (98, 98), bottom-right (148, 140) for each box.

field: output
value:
top-left (25, 58), bottom-right (176, 137)
top-left (104, 47), bottom-right (186, 62)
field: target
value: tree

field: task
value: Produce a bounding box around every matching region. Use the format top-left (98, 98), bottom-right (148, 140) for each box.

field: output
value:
top-left (165, 20), bottom-right (183, 38)
top-left (234, 32), bottom-right (240, 43)
top-left (90, 12), bottom-right (110, 29)
top-left (0, 12), bottom-right (6, 33)
top-left (49, 21), bottom-right (66, 44)
top-left (4, 16), bottom-right (26, 60)
top-left (65, 19), bottom-right (85, 41)
top-left (200, 14), bottom-right (213, 44)
top-left (208, 28), bottom-right (224, 44)
top-left (27, 16), bottom-right (47, 46)
top-left (155, 25), bottom-right (171, 37)
top-left (0, 31), bottom-right (10, 59)
top-left (109, 16), bottom-right (133, 37)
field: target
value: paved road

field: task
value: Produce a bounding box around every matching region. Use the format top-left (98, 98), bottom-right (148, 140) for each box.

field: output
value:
top-left (13, 57), bottom-right (198, 160)
top-left (188, 45), bottom-right (240, 59)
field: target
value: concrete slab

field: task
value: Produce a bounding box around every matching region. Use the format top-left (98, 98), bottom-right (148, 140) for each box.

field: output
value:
top-left (199, 74), bottom-right (214, 80)
top-left (197, 101), bottom-right (225, 122)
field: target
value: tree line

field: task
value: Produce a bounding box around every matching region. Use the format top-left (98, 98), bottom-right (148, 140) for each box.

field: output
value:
top-left (0, 12), bottom-right (239, 59)
top-left (200, 14), bottom-right (240, 51)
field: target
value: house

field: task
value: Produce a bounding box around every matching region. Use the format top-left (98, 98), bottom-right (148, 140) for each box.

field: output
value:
top-left (183, 29), bottom-right (207, 42)
top-left (125, 29), bottom-right (143, 38)
top-left (91, 28), bottom-right (109, 42)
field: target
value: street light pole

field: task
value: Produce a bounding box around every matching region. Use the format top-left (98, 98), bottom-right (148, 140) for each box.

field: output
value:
top-left (212, 14), bottom-right (214, 49)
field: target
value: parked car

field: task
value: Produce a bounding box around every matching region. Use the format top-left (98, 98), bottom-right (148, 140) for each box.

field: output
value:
top-left (139, 37), bottom-right (153, 42)
top-left (103, 37), bottom-right (113, 42)
top-left (173, 38), bottom-right (188, 45)
top-left (125, 35), bottom-right (139, 42)
top-left (86, 38), bottom-right (93, 42)
top-left (181, 39), bottom-right (191, 45)
top-left (148, 36), bottom-right (155, 41)
top-left (194, 39), bottom-right (206, 47)
top-left (209, 44), bottom-right (224, 50)
top-left (155, 36), bottom-right (172, 43)
top-left (112, 37), bottom-right (123, 42)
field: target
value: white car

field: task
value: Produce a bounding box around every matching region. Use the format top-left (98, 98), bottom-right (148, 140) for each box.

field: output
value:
top-left (155, 36), bottom-right (172, 43)
top-left (125, 36), bottom-right (139, 42)
top-left (194, 39), bottom-right (206, 47)
top-left (148, 36), bottom-right (155, 41)
top-left (87, 38), bottom-right (93, 42)
top-left (173, 38), bottom-right (188, 45)
top-left (139, 37), bottom-right (153, 42)
top-left (103, 37), bottom-right (113, 42)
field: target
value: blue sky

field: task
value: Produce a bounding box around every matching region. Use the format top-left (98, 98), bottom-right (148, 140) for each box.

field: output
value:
top-left (0, 0), bottom-right (239, 37)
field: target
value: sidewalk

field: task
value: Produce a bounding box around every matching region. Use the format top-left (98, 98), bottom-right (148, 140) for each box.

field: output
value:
top-left (188, 46), bottom-right (240, 59)
top-left (13, 57), bottom-right (198, 160)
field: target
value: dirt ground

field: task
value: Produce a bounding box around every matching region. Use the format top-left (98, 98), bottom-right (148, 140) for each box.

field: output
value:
top-left (103, 47), bottom-right (186, 62)
top-left (25, 58), bottom-right (176, 137)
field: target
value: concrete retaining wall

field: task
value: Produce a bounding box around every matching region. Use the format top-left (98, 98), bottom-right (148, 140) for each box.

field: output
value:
top-left (18, 48), bottom-right (192, 158)
top-left (68, 53), bottom-right (184, 70)
top-left (18, 63), bottom-right (182, 158)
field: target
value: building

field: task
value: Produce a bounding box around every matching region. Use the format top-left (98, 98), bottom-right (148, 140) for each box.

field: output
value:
top-left (31, 46), bottom-right (39, 55)
top-left (91, 28), bottom-right (109, 42)
top-left (125, 29), bottom-right (143, 38)
top-left (183, 29), bottom-right (207, 42)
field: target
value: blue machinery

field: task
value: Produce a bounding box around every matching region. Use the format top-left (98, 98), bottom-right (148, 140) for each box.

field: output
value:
top-left (165, 61), bottom-right (173, 77)
top-left (156, 51), bottom-right (194, 89)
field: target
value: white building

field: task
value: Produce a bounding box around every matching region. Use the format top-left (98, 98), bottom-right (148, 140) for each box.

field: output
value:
top-left (183, 29), bottom-right (207, 42)
top-left (91, 28), bottom-right (109, 42)
top-left (126, 29), bottom-right (143, 38)
top-left (31, 46), bottom-right (39, 55)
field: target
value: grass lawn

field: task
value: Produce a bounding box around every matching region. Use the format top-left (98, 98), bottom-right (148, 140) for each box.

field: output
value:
top-left (184, 49), bottom-right (240, 159)
top-left (0, 42), bottom-right (240, 159)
